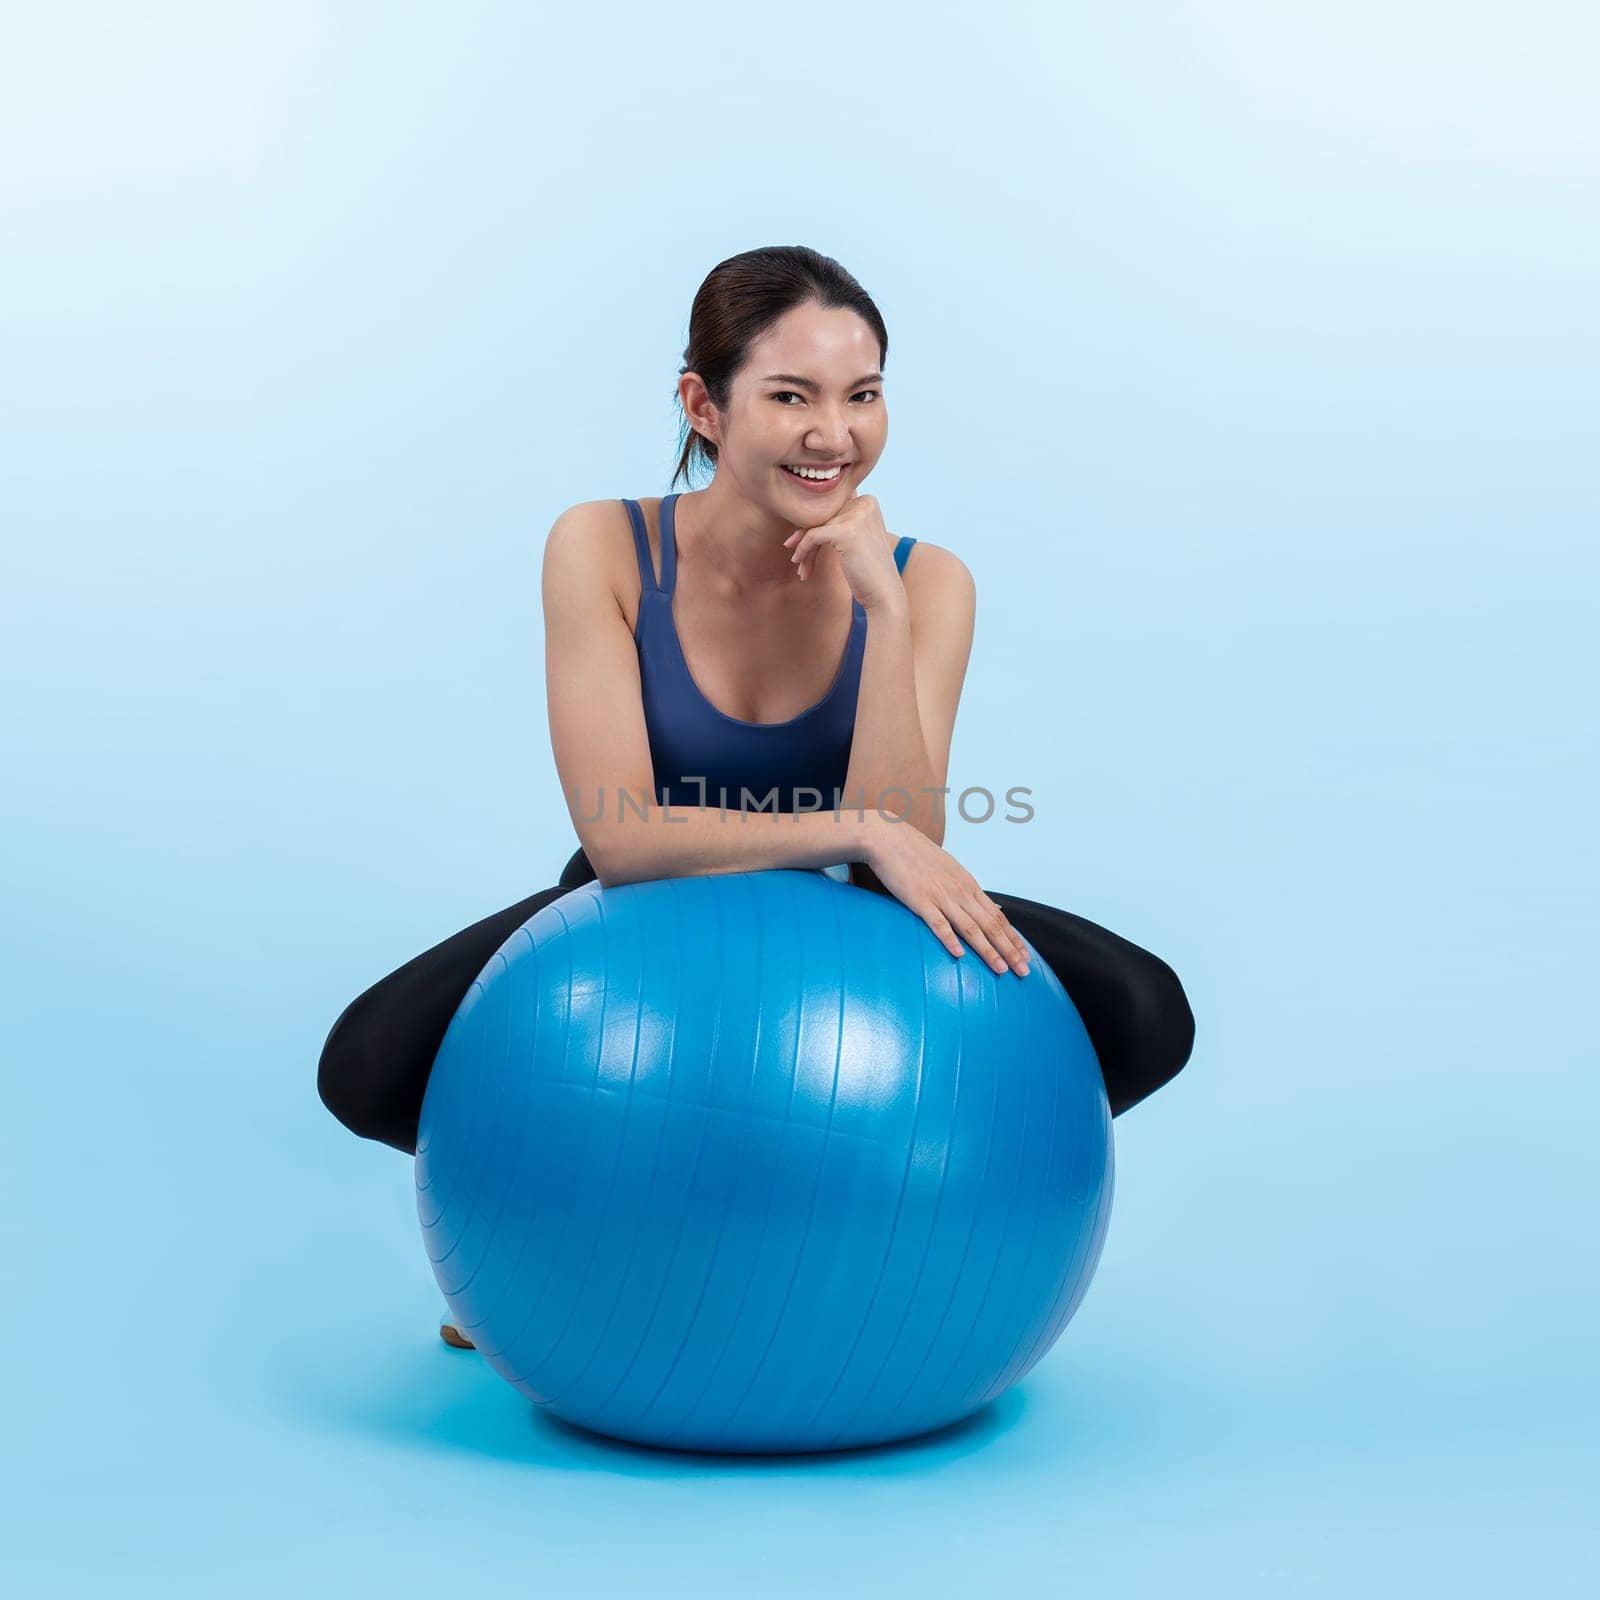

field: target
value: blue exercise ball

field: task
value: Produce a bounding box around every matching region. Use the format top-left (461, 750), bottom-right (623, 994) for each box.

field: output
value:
top-left (416, 869), bottom-right (1113, 1454)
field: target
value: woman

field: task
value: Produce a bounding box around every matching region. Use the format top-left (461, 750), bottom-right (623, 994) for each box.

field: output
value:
top-left (317, 245), bottom-right (1196, 1350)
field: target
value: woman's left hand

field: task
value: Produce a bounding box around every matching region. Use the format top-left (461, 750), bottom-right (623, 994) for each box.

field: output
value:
top-left (782, 493), bottom-right (903, 612)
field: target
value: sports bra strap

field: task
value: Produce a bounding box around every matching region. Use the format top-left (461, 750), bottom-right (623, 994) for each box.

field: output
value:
top-left (660, 492), bottom-right (680, 592)
top-left (894, 535), bottom-right (917, 574)
top-left (622, 498), bottom-right (660, 594)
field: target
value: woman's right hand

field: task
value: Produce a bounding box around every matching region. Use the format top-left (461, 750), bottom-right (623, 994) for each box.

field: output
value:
top-left (861, 819), bottom-right (1031, 978)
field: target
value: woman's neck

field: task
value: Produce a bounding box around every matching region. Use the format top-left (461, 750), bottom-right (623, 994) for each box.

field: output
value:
top-left (674, 483), bottom-right (833, 595)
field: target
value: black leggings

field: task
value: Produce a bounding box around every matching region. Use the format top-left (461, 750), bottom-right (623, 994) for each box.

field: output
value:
top-left (317, 846), bottom-right (1196, 1156)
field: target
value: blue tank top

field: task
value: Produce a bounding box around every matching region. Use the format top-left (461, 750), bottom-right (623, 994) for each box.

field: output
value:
top-left (625, 493), bottom-right (916, 811)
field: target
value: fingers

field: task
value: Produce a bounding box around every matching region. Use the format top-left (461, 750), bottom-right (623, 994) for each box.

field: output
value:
top-left (922, 893), bottom-right (1032, 977)
top-left (951, 883), bottom-right (1030, 976)
top-left (921, 904), bottom-right (966, 962)
top-left (947, 899), bottom-right (1027, 977)
top-left (981, 896), bottom-right (1031, 972)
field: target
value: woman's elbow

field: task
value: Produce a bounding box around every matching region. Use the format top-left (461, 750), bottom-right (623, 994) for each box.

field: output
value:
top-left (579, 827), bottom-right (634, 888)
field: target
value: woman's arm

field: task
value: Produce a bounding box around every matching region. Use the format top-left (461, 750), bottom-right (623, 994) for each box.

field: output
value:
top-left (842, 542), bottom-right (976, 851)
top-left (543, 501), bottom-right (877, 886)
top-left (544, 504), bottom-right (1020, 971)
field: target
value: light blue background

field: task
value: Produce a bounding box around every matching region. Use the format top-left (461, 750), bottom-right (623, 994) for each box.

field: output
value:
top-left (3, 3), bottom-right (1595, 1594)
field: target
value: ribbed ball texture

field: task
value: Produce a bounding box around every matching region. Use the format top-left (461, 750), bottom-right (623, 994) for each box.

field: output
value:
top-left (417, 869), bottom-right (1113, 1454)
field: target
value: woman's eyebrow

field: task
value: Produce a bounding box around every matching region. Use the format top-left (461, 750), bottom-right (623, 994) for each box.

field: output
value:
top-left (760, 372), bottom-right (884, 391)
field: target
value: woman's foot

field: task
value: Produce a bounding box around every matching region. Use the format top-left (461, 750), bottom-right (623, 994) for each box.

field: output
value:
top-left (439, 1317), bottom-right (476, 1350)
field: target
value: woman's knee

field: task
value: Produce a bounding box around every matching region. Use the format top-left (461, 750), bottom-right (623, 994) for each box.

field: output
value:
top-left (316, 989), bottom-right (418, 1154)
top-left (316, 992), bottom-right (376, 1132)
top-left (1112, 956), bottom-right (1196, 1113)
top-left (315, 881), bottom-right (575, 1154)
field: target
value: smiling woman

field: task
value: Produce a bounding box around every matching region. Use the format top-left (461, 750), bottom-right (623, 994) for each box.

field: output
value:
top-left (314, 244), bottom-right (1196, 1368)
top-left (668, 249), bottom-right (890, 501)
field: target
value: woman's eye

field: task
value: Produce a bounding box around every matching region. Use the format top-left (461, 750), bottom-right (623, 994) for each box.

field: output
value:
top-left (771, 390), bottom-right (880, 404)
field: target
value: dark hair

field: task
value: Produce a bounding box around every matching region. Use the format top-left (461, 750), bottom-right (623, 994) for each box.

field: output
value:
top-left (671, 246), bottom-right (889, 491)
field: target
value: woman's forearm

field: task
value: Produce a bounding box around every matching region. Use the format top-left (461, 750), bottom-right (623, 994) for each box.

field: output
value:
top-left (840, 596), bottom-right (944, 845)
top-left (590, 802), bottom-right (879, 888)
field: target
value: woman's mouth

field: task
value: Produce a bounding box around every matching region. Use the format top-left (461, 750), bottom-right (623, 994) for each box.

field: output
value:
top-left (781, 463), bottom-right (847, 493)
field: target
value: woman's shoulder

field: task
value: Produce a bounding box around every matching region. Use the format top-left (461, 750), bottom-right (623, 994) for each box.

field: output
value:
top-left (546, 496), bottom-right (652, 557)
top-left (544, 499), bottom-right (629, 571)
top-left (542, 498), bottom-right (656, 627)
top-left (894, 533), bottom-right (972, 592)
top-left (550, 495), bottom-right (630, 533)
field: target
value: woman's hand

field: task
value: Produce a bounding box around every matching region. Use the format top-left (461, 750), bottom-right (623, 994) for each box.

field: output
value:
top-left (859, 817), bottom-right (1032, 978)
top-left (782, 492), bottom-right (904, 613)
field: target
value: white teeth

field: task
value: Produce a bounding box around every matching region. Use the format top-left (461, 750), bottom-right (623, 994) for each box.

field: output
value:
top-left (784, 464), bottom-right (843, 481)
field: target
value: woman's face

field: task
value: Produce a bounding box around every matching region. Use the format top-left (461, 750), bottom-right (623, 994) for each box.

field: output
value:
top-left (690, 301), bottom-right (888, 521)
